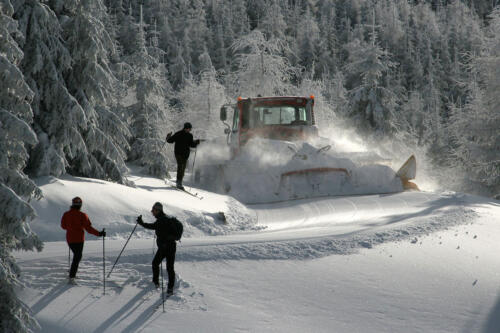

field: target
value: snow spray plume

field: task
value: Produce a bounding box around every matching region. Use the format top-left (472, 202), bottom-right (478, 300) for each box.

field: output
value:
top-left (196, 137), bottom-right (230, 165)
top-left (318, 123), bottom-right (439, 191)
top-left (235, 138), bottom-right (295, 168)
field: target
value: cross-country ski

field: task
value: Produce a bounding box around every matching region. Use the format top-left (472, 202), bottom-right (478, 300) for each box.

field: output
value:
top-left (164, 178), bottom-right (204, 199)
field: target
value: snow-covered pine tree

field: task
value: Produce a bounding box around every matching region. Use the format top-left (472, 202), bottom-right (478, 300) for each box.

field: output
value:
top-left (15, 0), bottom-right (89, 177)
top-left (296, 6), bottom-right (320, 77)
top-left (325, 71), bottom-right (349, 119)
top-left (63, 0), bottom-right (130, 184)
top-left (177, 50), bottom-right (227, 140)
top-left (448, 8), bottom-right (500, 197)
top-left (127, 5), bottom-right (171, 177)
top-left (375, 0), bottom-right (405, 52)
top-left (0, 1), bottom-right (43, 331)
top-left (117, 2), bottom-right (141, 56)
top-left (257, 0), bottom-right (286, 42)
top-left (343, 33), bottom-right (398, 137)
top-left (205, 0), bottom-right (250, 76)
top-left (229, 30), bottom-right (297, 97)
top-left (184, 0), bottom-right (210, 76)
top-left (316, 2), bottom-right (340, 79)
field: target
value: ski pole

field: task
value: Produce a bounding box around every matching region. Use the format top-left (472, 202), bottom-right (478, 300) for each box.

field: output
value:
top-left (191, 148), bottom-right (197, 182)
top-left (68, 247), bottom-right (70, 273)
top-left (107, 222), bottom-right (138, 278)
top-left (102, 228), bottom-right (106, 295)
top-left (153, 234), bottom-right (156, 257)
top-left (160, 259), bottom-right (165, 313)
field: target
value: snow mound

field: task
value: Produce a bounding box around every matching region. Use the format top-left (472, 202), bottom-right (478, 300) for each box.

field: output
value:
top-left (30, 174), bottom-right (259, 242)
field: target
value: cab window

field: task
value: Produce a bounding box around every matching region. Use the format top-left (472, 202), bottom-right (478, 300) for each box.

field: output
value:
top-left (232, 107), bottom-right (239, 130)
top-left (248, 106), bottom-right (309, 127)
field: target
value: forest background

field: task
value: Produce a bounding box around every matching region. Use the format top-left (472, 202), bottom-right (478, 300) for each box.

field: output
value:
top-left (1, 0), bottom-right (499, 330)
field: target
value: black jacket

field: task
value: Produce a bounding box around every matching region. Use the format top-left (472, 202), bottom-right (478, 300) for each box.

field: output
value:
top-left (139, 213), bottom-right (178, 245)
top-left (167, 130), bottom-right (199, 158)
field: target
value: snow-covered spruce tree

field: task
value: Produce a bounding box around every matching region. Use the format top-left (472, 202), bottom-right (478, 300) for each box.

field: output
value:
top-left (116, 2), bottom-right (140, 55)
top-left (205, 0), bottom-right (250, 75)
top-left (15, 0), bottom-right (88, 177)
top-left (343, 35), bottom-right (398, 137)
top-left (448, 8), bottom-right (500, 197)
top-left (316, 1), bottom-right (340, 79)
top-left (183, 0), bottom-right (210, 76)
top-left (0, 1), bottom-right (42, 331)
top-left (324, 71), bottom-right (349, 121)
top-left (257, 0), bottom-right (286, 42)
top-left (169, 42), bottom-right (189, 90)
top-left (296, 6), bottom-right (320, 77)
top-left (126, 5), bottom-right (171, 177)
top-left (177, 50), bottom-right (227, 140)
top-left (229, 30), bottom-right (297, 97)
top-left (62, 0), bottom-right (130, 184)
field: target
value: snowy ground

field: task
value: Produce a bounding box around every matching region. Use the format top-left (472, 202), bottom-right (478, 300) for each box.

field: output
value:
top-left (15, 172), bottom-right (500, 332)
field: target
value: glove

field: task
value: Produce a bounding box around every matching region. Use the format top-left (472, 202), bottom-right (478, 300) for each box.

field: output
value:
top-left (166, 132), bottom-right (172, 140)
top-left (99, 230), bottom-right (106, 237)
top-left (195, 139), bottom-right (201, 145)
top-left (137, 215), bottom-right (144, 225)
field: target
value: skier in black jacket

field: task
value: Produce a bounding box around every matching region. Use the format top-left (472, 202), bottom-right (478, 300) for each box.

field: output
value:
top-left (166, 122), bottom-right (200, 190)
top-left (137, 202), bottom-right (178, 294)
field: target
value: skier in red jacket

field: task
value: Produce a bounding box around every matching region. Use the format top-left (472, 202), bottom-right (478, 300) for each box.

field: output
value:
top-left (61, 197), bottom-right (105, 283)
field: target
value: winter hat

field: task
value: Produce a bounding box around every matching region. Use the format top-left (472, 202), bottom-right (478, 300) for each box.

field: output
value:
top-left (72, 197), bottom-right (83, 207)
top-left (152, 202), bottom-right (163, 212)
top-left (183, 122), bottom-right (192, 129)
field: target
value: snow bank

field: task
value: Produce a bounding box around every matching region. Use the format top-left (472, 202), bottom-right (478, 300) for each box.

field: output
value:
top-left (30, 174), bottom-right (258, 242)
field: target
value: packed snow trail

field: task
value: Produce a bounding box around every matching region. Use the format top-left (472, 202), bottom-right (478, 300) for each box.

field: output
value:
top-left (16, 173), bottom-right (500, 332)
top-left (22, 191), bottom-right (475, 263)
top-left (25, 174), bottom-right (477, 260)
top-left (252, 191), bottom-right (436, 238)
top-left (16, 200), bottom-right (500, 333)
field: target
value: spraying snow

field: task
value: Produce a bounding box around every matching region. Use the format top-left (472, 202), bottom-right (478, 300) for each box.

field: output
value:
top-left (197, 138), bottom-right (406, 204)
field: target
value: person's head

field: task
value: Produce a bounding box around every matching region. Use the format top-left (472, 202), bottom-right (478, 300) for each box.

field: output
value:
top-left (183, 122), bottom-right (192, 132)
top-left (151, 202), bottom-right (164, 217)
top-left (71, 197), bottom-right (83, 210)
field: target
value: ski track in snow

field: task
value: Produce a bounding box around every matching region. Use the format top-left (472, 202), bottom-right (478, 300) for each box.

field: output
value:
top-left (17, 173), bottom-right (497, 333)
top-left (20, 191), bottom-right (478, 297)
top-left (18, 198), bottom-right (478, 332)
top-left (23, 256), bottom-right (208, 332)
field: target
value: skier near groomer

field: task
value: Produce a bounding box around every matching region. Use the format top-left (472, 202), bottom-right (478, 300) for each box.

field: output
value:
top-left (137, 202), bottom-right (180, 295)
top-left (61, 197), bottom-right (106, 284)
top-left (166, 122), bottom-right (200, 190)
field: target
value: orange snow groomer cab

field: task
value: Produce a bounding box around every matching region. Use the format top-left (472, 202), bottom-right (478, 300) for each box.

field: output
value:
top-left (220, 96), bottom-right (319, 158)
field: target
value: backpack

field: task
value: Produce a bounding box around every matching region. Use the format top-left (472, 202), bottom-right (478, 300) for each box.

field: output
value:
top-left (170, 217), bottom-right (183, 241)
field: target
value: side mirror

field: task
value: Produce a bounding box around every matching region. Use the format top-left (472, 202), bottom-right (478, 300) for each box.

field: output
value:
top-left (220, 107), bottom-right (227, 121)
top-left (224, 128), bottom-right (230, 134)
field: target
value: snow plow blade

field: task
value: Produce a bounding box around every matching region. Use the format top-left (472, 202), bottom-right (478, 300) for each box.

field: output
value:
top-left (275, 167), bottom-right (350, 195)
top-left (396, 155), bottom-right (419, 191)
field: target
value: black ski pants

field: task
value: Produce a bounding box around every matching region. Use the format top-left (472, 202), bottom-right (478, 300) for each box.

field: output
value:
top-left (68, 242), bottom-right (84, 278)
top-left (175, 154), bottom-right (188, 186)
top-left (152, 241), bottom-right (176, 290)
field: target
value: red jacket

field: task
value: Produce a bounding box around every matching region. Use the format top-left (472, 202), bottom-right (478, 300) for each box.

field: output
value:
top-left (61, 208), bottom-right (100, 243)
